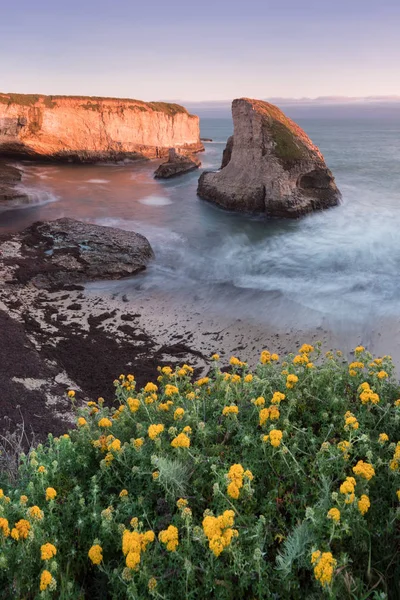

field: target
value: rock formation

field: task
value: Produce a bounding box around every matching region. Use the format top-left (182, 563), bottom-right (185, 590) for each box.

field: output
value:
top-left (0, 218), bottom-right (154, 289)
top-left (154, 148), bottom-right (201, 179)
top-left (0, 93), bottom-right (203, 162)
top-left (0, 161), bottom-right (28, 206)
top-left (197, 98), bottom-right (341, 218)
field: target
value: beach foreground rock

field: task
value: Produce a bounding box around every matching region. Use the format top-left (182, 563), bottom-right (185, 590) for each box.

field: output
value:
top-left (154, 148), bottom-right (201, 178)
top-left (0, 218), bottom-right (154, 289)
top-left (0, 93), bottom-right (203, 162)
top-left (197, 98), bottom-right (341, 218)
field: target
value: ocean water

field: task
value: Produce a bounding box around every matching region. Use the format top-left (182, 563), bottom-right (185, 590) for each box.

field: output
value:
top-left (2, 117), bottom-right (400, 332)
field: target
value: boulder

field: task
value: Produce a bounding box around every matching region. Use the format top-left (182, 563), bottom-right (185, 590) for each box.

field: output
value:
top-left (154, 148), bottom-right (201, 179)
top-left (0, 161), bottom-right (28, 206)
top-left (1, 218), bottom-right (154, 289)
top-left (197, 98), bottom-right (341, 218)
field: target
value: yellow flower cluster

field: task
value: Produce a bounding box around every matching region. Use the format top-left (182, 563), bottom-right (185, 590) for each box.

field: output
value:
top-left (311, 551), bottom-right (337, 587)
top-left (202, 510), bottom-right (238, 556)
top-left (358, 494), bottom-right (370, 515)
top-left (98, 418), bottom-right (112, 428)
top-left (133, 438), bottom-right (144, 450)
top-left (122, 528), bottom-right (155, 568)
top-left (88, 544), bottom-right (103, 565)
top-left (377, 370), bottom-right (388, 379)
top-left (293, 354), bottom-right (309, 365)
top-left (299, 344), bottom-right (314, 354)
top-left (339, 476), bottom-right (356, 503)
top-left (195, 377), bottom-right (210, 387)
top-left (170, 432), bottom-right (190, 448)
top-left (259, 405), bottom-right (280, 426)
top-left (40, 570), bottom-right (54, 591)
top-left (389, 442), bottom-right (400, 471)
top-left (263, 429), bottom-right (283, 447)
top-left (41, 543), bottom-right (57, 560)
top-left (378, 433), bottom-right (389, 444)
top-left (127, 397), bottom-right (140, 412)
top-left (148, 424), bottom-right (164, 440)
top-left (222, 405), bottom-right (239, 416)
top-left (28, 505), bottom-right (44, 521)
top-left (244, 374), bottom-right (253, 383)
top-left (158, 525), bottom-right (179, 551)
top-left (286, 374), bottom-right (298, 389)
top-left (230, 356), bottom-right (246, 367)
top-left (337, 440), bottom-right (351, 460)
top-left (0, 517), bottom-right (10, 537)
top-left (271, 391), bottom-right (285, 404)
top-left (165, 384), bottom-right (179, 397)
top-left (358, 382), bottom-right (379, 405)
top-left (253, 396), bottom-right (265, 407)
top-left (354, 346), bottom-right (365, 354)
top-left (327, 508), bottom-right (340, 523)
top-left (45, 487), bottom-right (57, 501)
top-left (227, 463), bottom-right (244, 499)
top-left (77, 417), bottom-right (87, 427)
top-left (349, 361), bottom-right (364, 376)
top-left (174, 407), bottom-right (185, 420)
top-left (344, 411), bottom-right (359, 430)
top-left (144, 382), bottom-right (158, 393)
top-left (352, 460), bottom-right (375, 481)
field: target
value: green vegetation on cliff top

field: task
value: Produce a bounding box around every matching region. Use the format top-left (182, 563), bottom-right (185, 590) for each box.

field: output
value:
top-left (0, 93), bottom-right (192, 117)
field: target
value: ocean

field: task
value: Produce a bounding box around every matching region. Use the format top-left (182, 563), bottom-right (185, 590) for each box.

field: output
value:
top-left (2, 116), bottom-right (400, 339)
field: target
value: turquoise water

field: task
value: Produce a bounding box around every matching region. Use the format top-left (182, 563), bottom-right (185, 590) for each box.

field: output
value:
top-left (2, 117), bottom-right (400, 329)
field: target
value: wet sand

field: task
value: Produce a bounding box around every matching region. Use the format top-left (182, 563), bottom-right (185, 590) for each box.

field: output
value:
top-left (1, 267), bottom-right (399, 441)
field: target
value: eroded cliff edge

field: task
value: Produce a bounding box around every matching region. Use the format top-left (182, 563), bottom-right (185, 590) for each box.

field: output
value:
top-left (0, 93), bottom-right (203, 162)
top-left (197, 98), bottom-right (341, 218)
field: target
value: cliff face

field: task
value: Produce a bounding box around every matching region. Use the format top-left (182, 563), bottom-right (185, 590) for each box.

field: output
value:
top-left (0, 93), bottom-right (203, 162)
top-left (197, 98), bottom-right (340, 218)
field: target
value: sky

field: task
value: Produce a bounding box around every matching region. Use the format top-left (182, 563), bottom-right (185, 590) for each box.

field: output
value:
top-left (1, 0), bottom-right (400, 102)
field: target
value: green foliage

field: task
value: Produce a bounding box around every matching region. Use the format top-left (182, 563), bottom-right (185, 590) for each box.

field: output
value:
top-left (0, 93), bottom-right (40, 106)
top-left (0, 346), bottom-right (399, 599)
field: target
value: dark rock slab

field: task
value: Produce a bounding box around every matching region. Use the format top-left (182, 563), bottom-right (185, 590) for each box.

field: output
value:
top-left (1, 217), bottom-right (154, 289)
top-left (154, 148), bottom-right (201, 179)
top-left (0, 161), bottom-right (28, 206)
top-left (197, 98), bottom-right (341, 218)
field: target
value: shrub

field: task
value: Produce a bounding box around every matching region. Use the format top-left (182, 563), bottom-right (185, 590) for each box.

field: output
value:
top-left (0, 345), bottom-right (399, 599)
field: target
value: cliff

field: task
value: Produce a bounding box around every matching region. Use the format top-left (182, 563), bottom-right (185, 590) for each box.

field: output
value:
top-left (197, 98), bottom-right (341, 218)
top-left (0, 93), bottom-right (203, 162)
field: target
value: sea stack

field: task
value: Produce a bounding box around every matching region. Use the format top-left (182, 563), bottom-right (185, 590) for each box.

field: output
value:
top-left (154, 148), bottom-right (201, 179)
top-left (197, 98), bottom-right (341, 218)
top-left (0, 93), bottom-right (204, 162)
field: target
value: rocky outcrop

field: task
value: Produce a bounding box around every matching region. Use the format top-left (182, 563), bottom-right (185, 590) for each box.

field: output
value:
top-left (154, 148), bottom-right (201, 179)
top-left (0, 93), bottom-right (204, 162)
top-left (197, 98), bottom-right (341, 218)
top-left (0, 218), bottom-right (154, 289)
top-left (0, 161), bottom-right (28, 205)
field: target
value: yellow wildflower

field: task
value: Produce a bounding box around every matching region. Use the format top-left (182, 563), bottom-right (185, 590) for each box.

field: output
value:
top-left (158, 525), bottom-right (179, 552)
top-left (352, 460), bottom-right (375, 481)
top-left (28, 505), bottom-right (44, 521)
top-left (45, 487), bottom-right (57, 501)
top-left (271, 391), bottom-right (285, 404)
top-left (177, 498), bottom-right (188, 509)
top-left (15, 519), bottom-right (31, 539)
top-left (244, 374), bottom-right (253, 383)
top-left (174, 407), bottom-right (185, 420)
top-left (222, 405), bottom-right (239, 416)
top-left (299, 343), bottom-right (314, 354)
top-left (20, 495), bottom-right (28, 505)
top-left (379, 433), bottom-right (389, 444)
top-left (211, 353), bottom-right (220, 360)
top-left (0, 518), bottom-right (10, 537)
top-left (148, 424), bottom-right (164, 440)
top-left (171, 433), bottom-right (190, 448)
top-left (195, 377), bottom-right (210, 387)
top-left (377, 370), bottom-right (388, 379)
top-left (271, 353), bottom-right (279, 361)
top-left (41, 543), bottom-right (57, 560)
top-left (327, 508), bottom-right (340, 523)
top-left (253, 396), bottom-right (265, 406)
top-left (286, 374), bottom-right (298, 389)
top-left (144, 382), bottom-right (158, 393)
top-left (165, 384), bottom-right (179, 397)
top-left (260, 350), bottom-right (271, 364)
top-left (67, 390), bottom-right (75, 398)
top-left (127, 397), bottom-right (140, 412)
top-left (119, 489), bottom-right (128, 498)
top-left (88, 544), bottom-right (103, 565)
top-left (148, 578), bottom-right (157, 591)
top-left (354, 346), bottom-right (365, 354)
top-left (98, 418), bottom-right (112, 428)
top-left (202, 510), bottom-right (238, 556)
top-left (77, 417), bottom-right (87, 427)
top-left (358, 494), bottom-right (370, 515)
top-left (133, 438), bottom-right (144, 449)
top-left (38, 465), bottom-right (46, 474)
top-left (311, 551), bottom-right (336, 587)
top-left (40, 570), bottom-right (53, 591)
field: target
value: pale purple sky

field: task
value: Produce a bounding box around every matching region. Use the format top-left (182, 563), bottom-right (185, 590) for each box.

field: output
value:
top-left (1, 0), bottom-right (399, 101)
